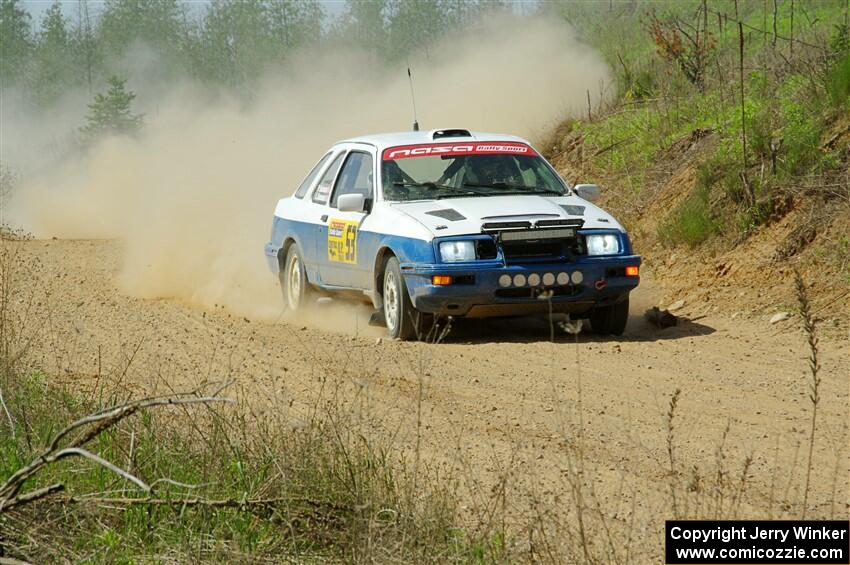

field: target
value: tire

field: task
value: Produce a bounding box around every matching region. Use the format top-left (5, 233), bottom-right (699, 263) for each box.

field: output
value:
top-left (589, 297), bottom-right (629, 336)
top-left (280, 244), bottom-right (313, 313)
top-left (382, 256), bottom-right (419, 340)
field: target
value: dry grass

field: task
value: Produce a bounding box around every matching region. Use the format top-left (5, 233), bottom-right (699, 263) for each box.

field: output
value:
top-left (0, 235), bottom-right (847, 563)
top-left (0, 238), bottom-right (499, 563)
top-left (795, 268), bottom-right (821, 519)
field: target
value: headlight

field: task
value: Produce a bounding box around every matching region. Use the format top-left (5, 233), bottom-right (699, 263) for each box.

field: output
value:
top-left (585, 234), bottom-right (621, 256)
top-left (439, 240), bottom-right (476, 262)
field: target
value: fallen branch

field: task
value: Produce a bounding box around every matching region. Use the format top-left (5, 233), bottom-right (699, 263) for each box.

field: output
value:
top-left (51, 495), bottom-right (291, 508)
top-left (31, 493), bottom-right (352, 515)
top-left (0, 483), bottom-right (64, 511)
top-left (591, 138), bottom-right (633, 158)
top-left (0, 393), bottom-right (233, 512)
top-left (0, 557), bottom-right (36, 565)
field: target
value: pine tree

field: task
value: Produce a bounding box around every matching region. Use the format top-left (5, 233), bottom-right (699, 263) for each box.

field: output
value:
top-left (33, 2), bottom-right (73, 106)
top-left (80, 76), bottom-right (144, 142)
top-left (0, 0), bottom-right (33, 86)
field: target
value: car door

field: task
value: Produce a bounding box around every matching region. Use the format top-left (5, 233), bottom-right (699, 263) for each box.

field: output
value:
top-left (307, 150), bottom-right (346, 283)
top-left (319, 148), bottom-right (376, 288)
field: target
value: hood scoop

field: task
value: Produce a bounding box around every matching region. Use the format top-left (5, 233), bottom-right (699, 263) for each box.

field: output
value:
top-left (560, 205), bottom-right (585, 216)
top-left (426, 208), bottom-right (466, 221)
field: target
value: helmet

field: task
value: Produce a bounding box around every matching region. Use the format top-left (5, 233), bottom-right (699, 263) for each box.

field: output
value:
top-left (469, 155), bottom-right (519, 185)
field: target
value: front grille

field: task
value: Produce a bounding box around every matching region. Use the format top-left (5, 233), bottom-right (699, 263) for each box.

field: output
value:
top-left (501, 240), bottom-right (566, 262)
top-left (500, 227), bottom-right (576, 241)
top-left (481, 218), bottom-right (586, 263)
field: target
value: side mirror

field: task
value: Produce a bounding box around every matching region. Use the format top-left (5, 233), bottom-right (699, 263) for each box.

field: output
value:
top-left (574, 183), bottom-right (601, 202)
top-left (337, 193), bottom-right (366, 212)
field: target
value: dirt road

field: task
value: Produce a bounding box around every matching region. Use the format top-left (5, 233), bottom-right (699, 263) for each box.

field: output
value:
top-left (16, 238), bottom-right (849, 544)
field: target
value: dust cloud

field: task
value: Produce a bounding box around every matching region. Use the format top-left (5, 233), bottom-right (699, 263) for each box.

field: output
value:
top-left (5, 14), bottom-right (612, 325)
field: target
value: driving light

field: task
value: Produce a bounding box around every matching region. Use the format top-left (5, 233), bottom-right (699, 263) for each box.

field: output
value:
top-left (586, 234), bottom-right (621, 256)
top-left (439, 240), bottom-right (476, 262)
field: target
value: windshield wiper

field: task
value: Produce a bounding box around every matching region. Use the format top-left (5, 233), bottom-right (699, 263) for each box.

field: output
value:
top-left (463, 182), bottom-right (563, 195)
top-left (393, 181), bottom-right (486, 197)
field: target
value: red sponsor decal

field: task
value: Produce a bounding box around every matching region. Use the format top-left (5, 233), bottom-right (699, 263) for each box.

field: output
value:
top-left (382, 142), bottom-right (537, 160)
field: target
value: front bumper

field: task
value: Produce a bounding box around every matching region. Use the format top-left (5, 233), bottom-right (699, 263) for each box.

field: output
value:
top-left (401, 256), bottom-right (641, 317)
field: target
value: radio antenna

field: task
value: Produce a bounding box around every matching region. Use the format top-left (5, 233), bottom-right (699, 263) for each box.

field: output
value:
top-left (407, 67), bottom-right (419, 132)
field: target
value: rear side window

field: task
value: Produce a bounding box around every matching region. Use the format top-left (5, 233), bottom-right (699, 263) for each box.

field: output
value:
top-left (294, 152), bottom-right (331, 199)
top-left (312, 152), bottom-right (345, 204)
top-left (331, 152), bottom-right (374, 208)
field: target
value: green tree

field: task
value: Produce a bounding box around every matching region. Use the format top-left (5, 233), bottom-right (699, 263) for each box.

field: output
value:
top-left (386, 0), bottom-right (446, 59)
top-left (335, 0), bottom-right (389, 52)
top-left (32, 2), bottom-right (74, 106)
top-left (0, 0), bottom-right (33, 86)
top-left (98, 0), bottom-right (184, 72)
top-left (72, 0), bottom-right (99, 90)
top-left (80, 76), bottom-right (144, 142)
top-left (442, 0), bottom-right (503, 28)
top-left (200, 0), bottom-right (271, 86)
top-left (266, 0), bottom-right (323, 54)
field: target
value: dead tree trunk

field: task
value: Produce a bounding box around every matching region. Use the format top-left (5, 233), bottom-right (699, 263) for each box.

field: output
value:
top-left (772, 0), bottom-right (779, 48)
top-left (738, 21), bottom-right (754, 207)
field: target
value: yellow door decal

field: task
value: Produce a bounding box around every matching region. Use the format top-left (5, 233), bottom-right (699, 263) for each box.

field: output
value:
top-left (328, 219), bottom-right (358, 264)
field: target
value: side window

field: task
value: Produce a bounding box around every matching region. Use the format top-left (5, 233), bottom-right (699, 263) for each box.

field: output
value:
top-left (312, 152), bottom-right (345, 205)
top-left (330, 152), bottom-right (374, 208)
top-left (294, 152), bottom-right (331, 199)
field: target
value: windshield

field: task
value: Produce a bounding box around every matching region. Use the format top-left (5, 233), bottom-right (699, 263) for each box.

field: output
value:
top-left (381, 142), bottom-right (567, 201)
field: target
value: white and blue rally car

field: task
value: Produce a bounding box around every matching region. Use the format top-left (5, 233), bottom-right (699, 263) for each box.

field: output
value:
top-left (265, 128), bottom-right (640, 340)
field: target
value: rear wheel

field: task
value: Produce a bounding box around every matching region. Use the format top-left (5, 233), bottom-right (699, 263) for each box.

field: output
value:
top-left (382, 256), bottom-right (419, 340)
top-left (589, 297), bottom-right (629, 336)
top-left (281, 244), bottom-right (313, 313)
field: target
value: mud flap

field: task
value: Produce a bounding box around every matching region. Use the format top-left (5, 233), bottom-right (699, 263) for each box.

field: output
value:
top-left (368, 310), bottom-right (387, 327)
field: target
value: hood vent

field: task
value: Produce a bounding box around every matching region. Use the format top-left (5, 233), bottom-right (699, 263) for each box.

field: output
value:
top-left (560, 205), bottom-right (585, 216)
top-left (482, 218), bottom-right (584, 233)
top-left (426, 208), bottom-right (466, 221)
top-left (481, 221), bottom-right (532, 232)
top-left (536, 218), bottom-right (584, 228)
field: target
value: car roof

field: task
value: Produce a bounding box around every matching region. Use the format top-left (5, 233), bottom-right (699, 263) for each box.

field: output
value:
top-left (337, 128), bottom-right (531, 152)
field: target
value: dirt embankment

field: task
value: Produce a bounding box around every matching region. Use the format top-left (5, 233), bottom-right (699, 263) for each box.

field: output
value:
top-left (11, 237), bottom-right (849, 557)
top-left (546, 120), bottom-right (850, 332)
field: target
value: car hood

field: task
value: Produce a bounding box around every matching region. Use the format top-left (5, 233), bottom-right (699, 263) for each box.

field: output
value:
top-left (388, 194), bottom-right (623, 238)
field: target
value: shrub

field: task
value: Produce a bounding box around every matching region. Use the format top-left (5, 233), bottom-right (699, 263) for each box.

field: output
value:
top-left (658, 184), bottom-right (719, 247)
top-left (736, 199), bottom-right (774, 234)
top-left (826, 51), bottom-right (850, 111)
top-left (779, 77), bottom-right (826, 176)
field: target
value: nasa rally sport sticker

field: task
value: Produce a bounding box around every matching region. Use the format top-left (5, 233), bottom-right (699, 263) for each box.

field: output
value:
top-left (328, 219), bottom-right (358, 264)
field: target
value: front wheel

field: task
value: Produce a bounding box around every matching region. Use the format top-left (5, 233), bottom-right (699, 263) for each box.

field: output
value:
top-left (382, 256), bottom-right (420, 340)
top-left (589, 297), bottom-right (629, 336)
top-left (281, 244), bottom-right (313, 313)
